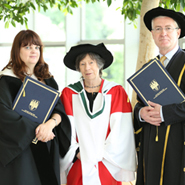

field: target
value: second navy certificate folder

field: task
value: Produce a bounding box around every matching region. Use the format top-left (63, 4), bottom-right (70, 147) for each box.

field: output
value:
top-left (127, 58), bottom-right (185, 106)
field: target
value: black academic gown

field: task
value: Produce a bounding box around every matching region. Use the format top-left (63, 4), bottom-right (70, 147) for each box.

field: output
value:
top-left (0, 75), bottom-right (71, 185)
top-left (134, 47), bottom-right (185, 185)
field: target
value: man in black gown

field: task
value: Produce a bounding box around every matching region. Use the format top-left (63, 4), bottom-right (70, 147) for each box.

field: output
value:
top-left (134, 7), bottom-right (185, 185)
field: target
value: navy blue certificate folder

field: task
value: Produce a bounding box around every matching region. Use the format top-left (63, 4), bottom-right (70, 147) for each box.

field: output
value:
top-left (12, 76), bottom-right (60, 124)
top-left (127, 58), bottom-right (185, 106)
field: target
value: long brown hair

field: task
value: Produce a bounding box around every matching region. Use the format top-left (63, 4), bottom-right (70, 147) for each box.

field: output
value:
top-left (4, 29), bottom-right (51, 81)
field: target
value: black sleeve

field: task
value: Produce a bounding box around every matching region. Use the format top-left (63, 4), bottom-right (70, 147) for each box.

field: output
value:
top-left (0, 77), bottom-right (39, 166)
top-left (45, 77), bottom-right (71, 158)
top-left (72, 147), bottom-right (80, 163)
top-left (162, 102), bottom-right (185, 126)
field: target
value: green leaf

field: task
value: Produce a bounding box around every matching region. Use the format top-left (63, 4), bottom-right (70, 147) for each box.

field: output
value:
top-left (30, 2), bottom-right (36, 10)
top-left (70, 1), bottom-right (78, 8)
top-left (176, 3), bottom-right (181, 11)
top-left (67, 6), bottom-right (73, 14)
top-left (180, 0), bottom-right (185, 7)
top-left (11, 19), bottom-right (16, 27)
top-left (58, 4), bottom-right (61, 10)
top-left (20, 17), bottom-right (23, 24)
top-left (4, 4), bottom-right (12, 9)
top-left (10, 11), bottom-right (13, 18)
top-left (38, 5), bottom-right (41, 12)
top-left (43, 5), bottom-right (48, 11)
top-left (85, 0), bottom-right (90, 3)
top-left (24, 19), bottom-right (28, 29)
top-left (107, 0), bottom-right (112, 7)
top-left (5, 21), bottom-right (9, 28)
top-left (166, 0), bottom-right (171, 7)
top-left (0, 6), bottom-right (3, 13)
top-left (129, 1), bottom-right (133, 8)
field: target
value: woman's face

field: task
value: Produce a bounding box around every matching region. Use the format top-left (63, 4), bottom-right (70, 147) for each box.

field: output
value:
top-left (79, 54), bottom-right (100, 81)
top-left (20, 44), bottom-right (40, 69)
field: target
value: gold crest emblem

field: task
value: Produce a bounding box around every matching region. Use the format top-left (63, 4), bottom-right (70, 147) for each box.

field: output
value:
top-left (29, 99), bottom-right (40, 111)
top-left (150, 79), bottom-right (160, 91)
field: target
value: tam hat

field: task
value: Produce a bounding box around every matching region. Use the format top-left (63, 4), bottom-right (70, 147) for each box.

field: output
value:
top-left (64, 43), bottom-right (113, 71)
top-left (144, 6), bottom-right (185, 38)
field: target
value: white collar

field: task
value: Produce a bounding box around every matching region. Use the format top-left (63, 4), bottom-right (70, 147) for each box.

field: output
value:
top-left (0, 68), bottom-right (18, 78)
top-left (0, 68), bottom-right (38, 81)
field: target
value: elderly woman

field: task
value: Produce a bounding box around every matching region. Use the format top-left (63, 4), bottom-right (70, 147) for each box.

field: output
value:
top-left (60, 43), bottom-right (136, 185)
top-left (0, 30), bottom-right (71, 185)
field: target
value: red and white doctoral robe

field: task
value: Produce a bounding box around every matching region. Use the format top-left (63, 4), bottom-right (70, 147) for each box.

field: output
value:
top-left (60, 79), bottom-right (136, 185)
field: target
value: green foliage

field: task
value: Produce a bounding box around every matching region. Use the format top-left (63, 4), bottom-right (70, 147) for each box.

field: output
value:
top-left (0, 0), bottom-right (34, 28)
top-left (121, 0), bottom-right (142, 21)
top-left (160, 0), bottom-right (185, 12)
top-left (0, 0), bottom-right (78, 28)
top-left (1, 0), bottom-right (185, 28)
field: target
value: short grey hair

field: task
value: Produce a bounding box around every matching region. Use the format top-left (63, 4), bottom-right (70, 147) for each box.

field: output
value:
top-left (151, 16), bottom-right (179, 29)
top-left (75, 52), bottom-right (105, 77)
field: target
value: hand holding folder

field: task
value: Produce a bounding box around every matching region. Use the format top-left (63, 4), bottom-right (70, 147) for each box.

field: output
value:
top-left (12, 76), bottom-right (60, 144)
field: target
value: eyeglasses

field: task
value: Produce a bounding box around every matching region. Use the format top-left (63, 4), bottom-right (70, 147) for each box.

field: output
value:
top-left (152, 27), bottom-right (179, 33)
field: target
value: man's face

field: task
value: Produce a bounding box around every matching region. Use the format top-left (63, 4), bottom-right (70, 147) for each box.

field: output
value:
top-left (151, 16), bottom-right (181, 55)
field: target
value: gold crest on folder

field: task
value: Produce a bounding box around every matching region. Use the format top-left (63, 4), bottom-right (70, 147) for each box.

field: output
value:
top-left (29, 100), bottom-right (40, 111)
top-left (150, 79), bottom-right (160, 91)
